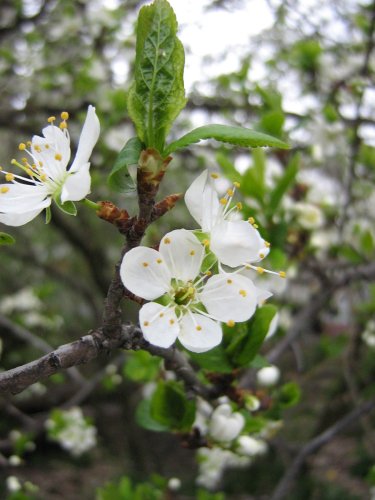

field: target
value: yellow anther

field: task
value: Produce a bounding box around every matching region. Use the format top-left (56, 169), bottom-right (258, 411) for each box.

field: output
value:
top-left (264, 241), bottom-right (271, 248)
top-left (164, 237), bottom-right (171, 244)
top-left (257, 267), bottom-right (265, 274)
top-left (47, 116), bottom-right (56, 123)
top-left (34, 145), bottom-right (41, 152)
top-left (38, 161), bottom-right (43, 167)
top-left (210, 173), bottom-right (219, 179)
top-left (18, 143), bottom-right (26, 151)
top-left (59, 121), bottom-right (67, 129)
top-left (245, 264), bottom-right (251, 269)
top-left (248, 217), bottom-right (255, 224)
top-left (159, 313), bottom-right (164, 318)
top-left (196, 325), bottom-right (202, 331)
top-left (227, 279), bottom-right (233, 284)
top-left (205, 271), bottom-right (212, 276)
top-left (279, 271), bottom-right (286, 278)
top-left (202, 239), bottom-right (210, 247)
top-left (40, 174), bottom-right (47, 182)
top-left (169, 319), bottom-right (175, 325)
top-left (61, 111), bottom-right (69, 120)
top-left (239, 289), bottom-right (247, 297)
top-left (26, 169), bottom-right (33, 176)
top-left (54, 153), bottom-right (62, 161)
top-left (259, 253), bottom-right (265, 259)
top-left (143, 321), bottom-right (149, 327)
top-left (190, 250), bottom-right (195, 256)
top-left (219, 197), bottom-right (227, 205)
top-left (226, 320), bottom-right (235, 327)
top-left (227, 188), bottom-right (234, 197)
top-left (0, 166), bottom-right (2, 170)
top-left (0, 186), bottom-right (9, 194)
top-left (233, 181), bottom-right (240, 188)
top-left (5, 173), bottom-right (14, 182)
top-left (236, 202), bottom-right (243, 210)
top-left (45, 144), bottom-right (50, 149)
top-left (142, 262), bottom-right (149, 267)
top-left (21, 157), bottom-right (28, 164)
top-left (26, 141), bottom-right (32, 147)
top-left (253, 224), bottom-right (259, 229)
top-left (156, 258), bottom-right (163, 264)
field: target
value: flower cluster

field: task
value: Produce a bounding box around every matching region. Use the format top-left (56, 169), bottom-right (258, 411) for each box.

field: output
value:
top-left (120, 170), bottom-right (284, 352)
top-left (45, 407), bottom-right (97, 457)
top-left (0, 106), bottom-right (99, 226)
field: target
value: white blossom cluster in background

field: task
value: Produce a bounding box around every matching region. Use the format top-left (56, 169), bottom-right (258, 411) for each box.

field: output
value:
top-left (45, 407), bottom-right (97, 457)
top-left (121, 169), bottom-right (285, 353)
top-left (362, 320), bottom-right (375, 349)
top-left (193, 398), bottom-right (282, 490)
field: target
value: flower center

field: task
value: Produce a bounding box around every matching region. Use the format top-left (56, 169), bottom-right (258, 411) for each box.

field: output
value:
top-left (173, 284), bottom-right (196, 306)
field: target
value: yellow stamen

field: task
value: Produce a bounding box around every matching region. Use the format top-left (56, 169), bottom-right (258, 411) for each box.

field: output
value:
top-left (40, 174), bottom-right (47, 182)
top-left (1, 186), bottom-right (9, 194)
top-left (227, 188), bottom-right (234, 197)
top-left (264, 241), bottom-right (271, 248)
top-left (142, 262), bottom-right (149, 267)
top-left (45, 144), bottom-right (50, 149)
top-left (233, 181), bottom-right (240, 188)
top-left (253, 224), bottom-right (259, 229)
top-left (5, 173), bottom-right (14, 182)
top-left (169, 319), bottom-right (175, 325)
top-left (26, 141), bottom-right (32, 147)
top-left (61, 111), bottom-right (69, 120)
top-left (219, 197), bottom-right (227, 205)
top-left (227, 279), bottom-right (233, 284)
top-left (34, 145), bottom-right (41, 152)
top-left (164, 237), bottom-right (171, 244)
top-left (38, 161), bottom-right (43, 167)
top-left (205, 271), bottom-right (212, 276)
top-left (143, 321), bottom-right (149, 327)
top-left (190, 250), bottom-right (195, 256)
top-left (202, 239), bottom-right (210, 247)
top-left (156, 258), bottom-right (162, 264)
top-left (226, 320), bottom-right (235, 327)
top-left (159, 313), bottom-right (164, 318)
top-left (259, 253), bottom-right (265, 259)
top-left (18, 143), bottom-right (26, 151)
top-left (257, 267), bottom-right (265, 274)
top-left (54, 153), bottom-right (62, 161)
top-left (239, 289), bottom-right (247, 297)
top-left (210, 173), bottom-right (219, 179)
top-left (279, 271), bottom-right (286, 278)
top-left (236, 202), bottom-right (243, 210)
top-left (59, 121), bottom-right (67, 129)
top-left (248, 217), bottom-right (255, 224)
top-left (196, 325), bottom-right (202, 331)
top-left (47, 116), bottom-right (56, 123)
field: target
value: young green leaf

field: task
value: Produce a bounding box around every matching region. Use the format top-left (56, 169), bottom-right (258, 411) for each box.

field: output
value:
top-left (127, 0), bottom-right (186, 152)
top-left (165, 124), bottom-right (290, 155)
top-left (53, 195), bottom-right (77, 216)
top-left (0, 232), bottom-right (15, 245)
top-left (269, 153), bottom-right (300, 212)
top-left (107, 137), bottom-right (143, 193)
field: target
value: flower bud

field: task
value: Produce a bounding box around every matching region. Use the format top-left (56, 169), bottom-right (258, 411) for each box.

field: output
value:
top-left (256, 365), bottom-right (281, 387)
top-left (208, 404), bottom-right (245, 443)
top-left (237, 436), bottom-right (268, 457)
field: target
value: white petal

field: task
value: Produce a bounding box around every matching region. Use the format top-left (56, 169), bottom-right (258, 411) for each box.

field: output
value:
top-left (31, 136), bottom-right (67, 182)
top-left (0, 183), bottom-right (50, 214)
top-left (61, 163), bottom-right (91, 202)
top-left (200, 273), bottom-right (257, 323)
top-left (40, 125), bottom-right (71, 167)
top-left (178, 313), bottom-right (222, 353)
top-left (139, 302), bottom-right (179, 348)
top-left (0, 207), bottom-right (46, 226)
top-left (184, 170), bottom-right (221, 232)
top-left (255, 286), bottom-right (273, 306)
top-left (159, 229), bottom-right (204, 281)
top-left (120, 247), bottom-right (171, 300)
top-left (210, 220), bottom-right (269, 267)
top-left (69, 105), bottom-right (100, 173)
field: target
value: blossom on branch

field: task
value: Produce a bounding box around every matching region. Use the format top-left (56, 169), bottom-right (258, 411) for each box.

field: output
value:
top-left (0, 106), bottom-right (100, 226)
top-left (120, 229), bottom-right (258, 352)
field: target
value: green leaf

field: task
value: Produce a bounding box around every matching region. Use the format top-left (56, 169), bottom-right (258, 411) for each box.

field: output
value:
top-left (135, 399), bottom-right (169, 432)
top-left (150, 380), bottom-right (196, 431)
top-left (0, 232), bottom-right (15, 245)
top-left (226, 305), bottom-right (278, 367)
top-left (53, 195), bottom-right (77, 216)
top-left (127, 0), bottom-right (186, 152)
top-left (107, 137), bottom-right (143, 193)
top-left (165, 124), bottom-right (290, 155)
top-left (241, 149), bottom-right (266, 204)
top-left (123, 350), bottom-right (161, 382)
top-left (259, 109), bottom-right (285, 138)
top-left (278, 382), bottom-right (301, 408)
top-left (269, 153), bottom-right (299, 212)
top-left (188, 345), bottom-right (234, 373)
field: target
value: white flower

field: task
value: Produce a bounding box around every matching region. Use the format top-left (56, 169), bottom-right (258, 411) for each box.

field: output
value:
top-left (6, 476), bottom-right (22, 492)
top-left (256, 365), bottom-right (281, 387)
top-left (120, 229), bottom-right (258, 353)
top-left (0, 106), bottom-right (100, 226)
top-left (185, 170), bottom-right (270, 268)
top-left (292, 201), bottom-right (324, 229)
top-left (236, 436), bottom-right (268, 457)
top-left (208, 404), bottom-right (245, 443)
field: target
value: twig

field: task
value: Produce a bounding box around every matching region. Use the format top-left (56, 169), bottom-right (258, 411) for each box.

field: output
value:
top-left (270, 398), bottom-right (375, 500)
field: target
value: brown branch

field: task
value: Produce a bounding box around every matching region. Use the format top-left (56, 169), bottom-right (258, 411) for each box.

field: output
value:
top-left (270, 398), bottom-right (375, 500)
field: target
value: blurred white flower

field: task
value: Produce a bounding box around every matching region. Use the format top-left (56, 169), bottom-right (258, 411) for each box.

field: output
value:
top-left (208, 404), bottom-right (245, 443)
top-left (168, 477), bottom-right (181, 491)
top-left (362, 321), bottom-right (375, 348)
top-left (0, 287), bottom-right (41, 314)
top-left (256, 365), bottom-right (281, 387)
top-left (293, 201), bottom-right (324, 230)
top-left (6, 476), bottom-right (21, 492)
top-left (237, 436), bottom-right (268, 457)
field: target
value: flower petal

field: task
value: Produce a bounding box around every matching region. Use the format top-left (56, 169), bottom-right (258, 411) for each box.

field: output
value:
top-left (185, 170), bottom-right (221, 232)
top-left (120, 247), bottom-right (171, 300)
top-left (69, 105), bottom-right (100, 173)
top-left (255, 286), bottom-right (273, 306)
top-left (31, 136), bottom-right (68, 182)
top-left (40, 125), bottom-right (71, 167)
top-left (178, 313), bottom-right (222, 353)
top-left (200, 273), bottom-right (257, 322)
top-left (210, 220), bottom-right (269, 267)
top-left (61, 162), bottom-right (91, 202)
top-left (0, 183), bottom-right (50, 214)
top-left (159, 229), bottom-right (204, 281)
top-left (0, 207), bottom-right (46, 226)
top-left (139, 302), bottom-right (179, 348)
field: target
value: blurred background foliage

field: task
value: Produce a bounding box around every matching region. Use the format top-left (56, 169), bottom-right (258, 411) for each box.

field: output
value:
top-left (0, 0), bottom-right (375, 498)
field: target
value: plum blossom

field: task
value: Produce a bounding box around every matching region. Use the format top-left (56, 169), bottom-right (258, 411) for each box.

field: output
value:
top-left (0, 106), bottom-right (100, 226)
top-left (120, 229), bottom-right (258, 353)
top-left (208, 404), bottom-right (245, 443)
top-left (185, 170), bottom-right (271, 268)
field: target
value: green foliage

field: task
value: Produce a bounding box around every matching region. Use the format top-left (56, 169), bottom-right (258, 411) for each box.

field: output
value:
top-left (226, 305), bottom-right (278, 367)
top-left (277, 382), bottom-right (301, 408)
top-left (197, 490), bottom-right (226, 500)
top-left (150, 380), bottom-right (196, 431)
top-left (188, 345), bottom-right (233, 373)
top-left (268, 153), bottom-right (300, 213)
top-left (53, 195), bottom-right (77, 216)
top-left (291, 39), bottom-right (322, 73)
top-left (96, 476), bottom-right (163, 500)
top-left (108, 137), bottom-right (143, 193)
top-left (165, 124), bottom-right (290, 155)
top-left (135, 399), bottom-right (169, 432)
top-left (127, 0), bottom-right (186, 152)
top-left (0, 232), bottom-right (15, 245)
top-left (318, 334), bottom-right (348, 358)
top-left (123, 350), bottom-right (161, 382)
